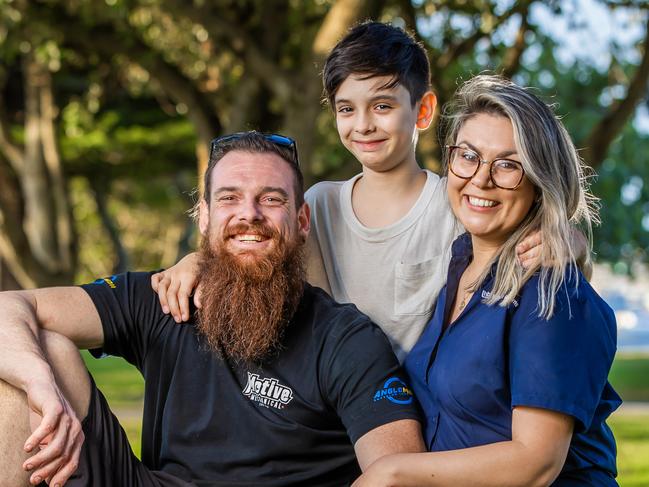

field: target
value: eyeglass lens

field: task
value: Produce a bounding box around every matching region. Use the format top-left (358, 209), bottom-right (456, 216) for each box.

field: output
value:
top-left (450, 147), bottom-right (523, 189)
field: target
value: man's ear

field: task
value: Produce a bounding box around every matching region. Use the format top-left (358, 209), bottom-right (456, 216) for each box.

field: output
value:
top-left (297, 202), bottom-right (311, 243)
top-left (198, 199), bottom-right (209, 236)
top-left (416, 91), bottom-right (437, 130)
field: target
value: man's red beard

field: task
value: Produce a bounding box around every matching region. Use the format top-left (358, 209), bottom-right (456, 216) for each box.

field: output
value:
top-left (196, 222), bottom-right (305, 363)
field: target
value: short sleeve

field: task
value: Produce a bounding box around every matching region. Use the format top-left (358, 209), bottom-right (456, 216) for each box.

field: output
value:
top-left (81, 272), bottom-right (167, 370)
top-left (509, 275), bottom-right (617, 432)
top-left (304, 184), bottom-right (332, 294)
top-left (320, 314), bottom-right (422, 443)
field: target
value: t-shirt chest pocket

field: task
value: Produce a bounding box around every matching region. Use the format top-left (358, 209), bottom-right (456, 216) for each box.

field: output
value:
top-left (394, 257), bottom-right (445, 316)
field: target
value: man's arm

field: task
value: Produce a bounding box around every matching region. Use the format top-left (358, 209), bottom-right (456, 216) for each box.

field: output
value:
top-left (354, 419), bottom-right (424, 471)
top-left (0, 287), bottom-right (103, 486)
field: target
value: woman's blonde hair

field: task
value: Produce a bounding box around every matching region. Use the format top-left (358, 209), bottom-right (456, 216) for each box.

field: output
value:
top-left (441, 75), bottom-right (598, 318)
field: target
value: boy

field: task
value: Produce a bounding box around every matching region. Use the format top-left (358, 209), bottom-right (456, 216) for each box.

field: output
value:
top-left (153, 22), bottom-right (540, 361)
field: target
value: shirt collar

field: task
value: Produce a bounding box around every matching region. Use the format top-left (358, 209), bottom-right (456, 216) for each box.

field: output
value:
top-left (449, 232), bottom-right (499, 286)
top-left (450, 232), bottom-right (473, 260)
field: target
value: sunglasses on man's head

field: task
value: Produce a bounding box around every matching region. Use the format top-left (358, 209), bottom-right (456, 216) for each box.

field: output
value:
top-left (209, 132), bottom-right (299, 167)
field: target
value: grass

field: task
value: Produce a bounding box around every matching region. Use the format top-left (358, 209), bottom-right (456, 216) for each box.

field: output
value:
top-left (609, 353), bottom-right (649, 402)
top-left (83, 351), bottom-right (649, 485)
top-left (82, 352), bottom-right (143, 456)
top-left (609, 413), bottom-right (649, 487)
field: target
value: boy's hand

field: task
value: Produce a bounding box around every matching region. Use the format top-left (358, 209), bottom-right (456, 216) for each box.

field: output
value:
top-left (516, 228), bottom-right (590, 274)
top-left (151, 252), bottom-right (202, 323)
top-left (516, 231), bottom-right (542, 269)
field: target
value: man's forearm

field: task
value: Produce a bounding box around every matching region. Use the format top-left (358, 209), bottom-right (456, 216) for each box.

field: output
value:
top-left (0, 291), bottom-right (56, 393)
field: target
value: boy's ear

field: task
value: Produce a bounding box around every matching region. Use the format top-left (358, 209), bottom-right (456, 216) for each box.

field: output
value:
top-left (416, 92), bottom-right (437, 130)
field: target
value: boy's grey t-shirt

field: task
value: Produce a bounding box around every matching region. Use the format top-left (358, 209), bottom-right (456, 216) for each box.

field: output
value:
top-left (305, 170), bottom-right (461, 362)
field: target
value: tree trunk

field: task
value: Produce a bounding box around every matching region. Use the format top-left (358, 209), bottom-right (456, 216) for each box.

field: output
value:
top-left (0, 52), bottom-right (76, 289)
top-left (0, 258), bottom-right (20, 291)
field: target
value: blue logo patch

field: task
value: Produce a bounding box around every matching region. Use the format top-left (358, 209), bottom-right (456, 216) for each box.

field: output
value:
top-left (92, 275), bottom-right (119, 289)
top-left (373, 377), bottom-right (414, 405)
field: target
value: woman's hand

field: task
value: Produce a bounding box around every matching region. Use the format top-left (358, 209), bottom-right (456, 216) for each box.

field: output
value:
top-left (352, 455), bottom-right (401, 487)
top-left (151, 252), bottom-right (202, 322)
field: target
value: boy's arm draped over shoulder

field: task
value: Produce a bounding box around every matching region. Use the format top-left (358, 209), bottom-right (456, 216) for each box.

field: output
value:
top-left (304, 183), bottom-right (332, 294)
top-left (151, 252), bottom-right (202, 323)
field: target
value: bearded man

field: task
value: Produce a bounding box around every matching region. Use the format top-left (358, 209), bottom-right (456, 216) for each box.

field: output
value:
top-left (0, 131), bottom-right (424, 487)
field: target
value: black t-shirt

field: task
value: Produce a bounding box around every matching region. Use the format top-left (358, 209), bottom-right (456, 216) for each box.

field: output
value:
top-left (82, 272), bottom-right (420, 486)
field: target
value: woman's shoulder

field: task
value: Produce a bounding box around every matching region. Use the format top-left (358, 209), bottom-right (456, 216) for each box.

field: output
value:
top-left (514, 267), bottom-right (616, 332)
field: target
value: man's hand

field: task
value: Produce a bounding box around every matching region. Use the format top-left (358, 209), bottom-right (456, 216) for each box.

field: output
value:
top-left (23, 379), bottom-right (84, 486)
top-left (151, 252), bottom-right (202, 323)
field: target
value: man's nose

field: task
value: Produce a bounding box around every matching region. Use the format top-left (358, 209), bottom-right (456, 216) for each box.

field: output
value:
top-left (238, 199), bottom-right (263, 222)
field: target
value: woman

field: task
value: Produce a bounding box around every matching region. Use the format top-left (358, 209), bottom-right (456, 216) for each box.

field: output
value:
top-left (353, 75), bottom-right (620, 486)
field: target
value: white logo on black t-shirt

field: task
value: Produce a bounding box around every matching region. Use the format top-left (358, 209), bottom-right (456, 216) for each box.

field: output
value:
top-left (242, 372), bottom-right (294, 409)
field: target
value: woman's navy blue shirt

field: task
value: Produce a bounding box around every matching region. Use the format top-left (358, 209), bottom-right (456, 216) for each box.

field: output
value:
top-left (404, 234), bottom-right (621, 486)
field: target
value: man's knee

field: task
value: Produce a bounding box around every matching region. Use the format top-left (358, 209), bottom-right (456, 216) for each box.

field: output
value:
top-left (0, 379), bottom-right (32, 486)
top-left (40, 330), bottom-right (92, 420)
top-left (0, 334), bottom-right (91, 486)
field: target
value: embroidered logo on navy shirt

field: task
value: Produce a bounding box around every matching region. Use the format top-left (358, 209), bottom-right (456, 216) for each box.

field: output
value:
top-left (92, 275), bottom-right (119, 289)
top-left (373, 377), bottom-right (414, 405)
top-left (481, 290), bottom-right (519, 308)
top-left (242, 372), bottom-right (294, 410)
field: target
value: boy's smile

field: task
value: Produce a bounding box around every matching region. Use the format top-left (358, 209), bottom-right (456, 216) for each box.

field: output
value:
top-left (334, 75), bottom-right (421, 174)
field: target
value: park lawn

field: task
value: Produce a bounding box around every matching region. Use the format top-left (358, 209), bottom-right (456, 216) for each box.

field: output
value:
top-left (82, 352), bottom-right (143, 457)
top-left (609, 412), bottom-right (649, 487)
top-left (609, 353), bottom-right (649, 402)
top-left (83, 352), bottom-right (649, 485)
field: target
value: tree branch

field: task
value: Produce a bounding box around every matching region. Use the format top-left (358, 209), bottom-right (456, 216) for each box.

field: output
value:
top-left (38, 66), bottom-right (75, 271)
top-left (0, 159), bottom-right (45, 289)
top-left (21, 52), bottom-right (61, 273)
top-left (161, 0), bottom-right (293, 103)
top-left (313, 0), bottom-right (376, 57)
top-left (436, 1), bottom-right (533, 71)
top-left (0, 70), bottom-right (25, 174)
top-left (498, 8), bottom-right (531, 78)
top-left (89, 178), bottom-right (129, 274)
top-left (599, 0), bottom-right (649, 10)
top-left (582, 15), bottom-right (649, 168)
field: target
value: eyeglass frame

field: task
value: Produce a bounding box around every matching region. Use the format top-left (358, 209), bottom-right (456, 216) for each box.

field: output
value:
top-left (209, 132), bottom-right (300, 168)
top-left (445, 144), bottom-right (526, 190)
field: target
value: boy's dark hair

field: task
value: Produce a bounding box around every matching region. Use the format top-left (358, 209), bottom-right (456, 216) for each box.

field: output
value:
top-left (203, 131), bottom-right (304, 207)
top-left (322, 21), bottom-right (431, 108)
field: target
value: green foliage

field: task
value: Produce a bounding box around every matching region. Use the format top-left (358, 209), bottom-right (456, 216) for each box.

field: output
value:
top-left (0, 0), bottom-right (648, 283)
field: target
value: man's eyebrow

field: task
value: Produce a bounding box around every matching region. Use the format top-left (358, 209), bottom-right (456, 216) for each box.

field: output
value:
top-left (213, 186), bottom-right (240, 195)
top-left (260, 186), bottom-right (289, 199)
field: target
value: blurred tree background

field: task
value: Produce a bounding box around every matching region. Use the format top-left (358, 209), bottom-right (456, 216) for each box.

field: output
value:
top-left (1, 0), bottom-right (648, 289)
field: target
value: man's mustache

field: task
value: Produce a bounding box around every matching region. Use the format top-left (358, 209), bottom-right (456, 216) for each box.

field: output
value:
top-left (222, 222), bottom-right (278, 240)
